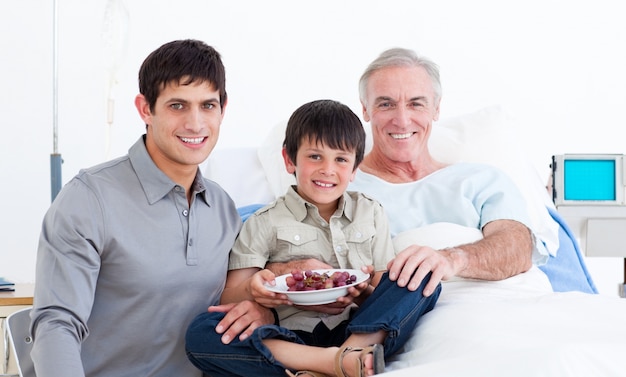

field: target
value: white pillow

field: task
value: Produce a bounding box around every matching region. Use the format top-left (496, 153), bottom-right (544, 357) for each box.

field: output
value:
top-left (392, 222), bottom-right (483, 252)
top-left (256, 120), bottom-right (297, 199)
top-left (257, 105), bottom-right (559, 256)
top-left (204, 147), bottom-right (276, 207)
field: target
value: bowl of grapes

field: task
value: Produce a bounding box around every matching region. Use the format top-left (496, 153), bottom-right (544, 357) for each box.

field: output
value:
top-left (264, 269), bottom-right (370, 305)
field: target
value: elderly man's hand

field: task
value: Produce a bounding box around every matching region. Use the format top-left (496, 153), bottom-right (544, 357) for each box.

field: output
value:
top-left (386, 245), bottom-right (465, 297)
top-left (208, 301), bottom-right (276, 344)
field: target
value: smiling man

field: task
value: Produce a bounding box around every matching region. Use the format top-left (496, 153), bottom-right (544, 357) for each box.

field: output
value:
top-left (30, 39), bottom-right (271, 377)
top-left (350, 47), bottom-right (546, 296)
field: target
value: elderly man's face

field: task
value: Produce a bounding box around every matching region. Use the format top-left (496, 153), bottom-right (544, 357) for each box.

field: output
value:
top-left (362, 65), bottom-right (440, 163)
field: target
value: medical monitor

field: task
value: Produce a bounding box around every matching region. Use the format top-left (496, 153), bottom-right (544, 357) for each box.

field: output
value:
top-left (552, 154), bottom-right (625, 206)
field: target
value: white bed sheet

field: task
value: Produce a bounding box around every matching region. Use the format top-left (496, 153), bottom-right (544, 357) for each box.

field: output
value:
top-left (382, 224), bottom-right (626, 376)
top-left (383, 282), bottom-right (626, 376)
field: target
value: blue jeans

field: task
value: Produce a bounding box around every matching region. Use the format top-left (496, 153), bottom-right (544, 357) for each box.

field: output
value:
top-left (185, 272), bottom-right (441, 377)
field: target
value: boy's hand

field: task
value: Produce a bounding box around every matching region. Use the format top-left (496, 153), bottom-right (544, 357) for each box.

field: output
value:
top-left (340, 265), bottom-right (375, 305)
top-left (250, 269), bottom-right (290, 308)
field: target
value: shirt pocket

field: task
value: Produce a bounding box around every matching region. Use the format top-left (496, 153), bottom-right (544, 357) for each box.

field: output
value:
top-left (275, 227), bottom-right (320, 259)
top-left (344, 223), bottom-right (376, 267)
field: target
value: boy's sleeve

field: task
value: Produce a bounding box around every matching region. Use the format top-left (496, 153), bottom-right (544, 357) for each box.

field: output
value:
top-left (371, 202), bottom-right (396, 271)
top-left (228, 210), bottom-right (273, 270)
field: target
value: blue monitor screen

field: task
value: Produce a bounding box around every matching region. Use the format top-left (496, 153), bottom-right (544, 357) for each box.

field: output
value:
top-left (564, 159), bottom-right (616, 201)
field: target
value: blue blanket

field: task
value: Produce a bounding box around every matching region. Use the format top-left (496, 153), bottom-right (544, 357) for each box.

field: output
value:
top-left (538, 207), bottom-right (598, 293)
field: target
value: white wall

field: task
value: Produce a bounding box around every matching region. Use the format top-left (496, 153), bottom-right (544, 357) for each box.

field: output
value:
top-left (2, 0), bottom-right (625, 296)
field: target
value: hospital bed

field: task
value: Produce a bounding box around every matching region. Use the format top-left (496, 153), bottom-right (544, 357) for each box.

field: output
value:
top-left (205, 106), bottom-right (626, 377)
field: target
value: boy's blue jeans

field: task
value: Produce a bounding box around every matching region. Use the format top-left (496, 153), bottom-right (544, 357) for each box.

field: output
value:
top-left (185, 272), bottom-right (441, 377)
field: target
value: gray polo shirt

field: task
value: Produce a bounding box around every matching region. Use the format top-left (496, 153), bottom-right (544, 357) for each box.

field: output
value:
top-left (31, 136), bottom-right (241, 377)
top-left (229, 186), bottom-right (394, 332)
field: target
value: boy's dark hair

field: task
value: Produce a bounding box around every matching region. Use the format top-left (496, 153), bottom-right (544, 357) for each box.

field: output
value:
top-left (283, 99), bottom-right (366, 170)
top-left (138, 39), bottom-right (227, 112)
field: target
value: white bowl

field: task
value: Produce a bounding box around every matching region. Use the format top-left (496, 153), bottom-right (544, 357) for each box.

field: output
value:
top-left (265, 269), bottom-right (369, 305)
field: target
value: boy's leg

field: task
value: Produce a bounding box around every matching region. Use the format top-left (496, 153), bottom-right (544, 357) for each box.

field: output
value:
top-left (185, 311), bottom-right (304, 377)
top-left (346, 272), bottom-right (441, 356)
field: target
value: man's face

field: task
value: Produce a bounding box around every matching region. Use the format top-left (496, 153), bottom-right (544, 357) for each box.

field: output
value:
top-left (135, 79), bottom-right (225, 178)
top-left (362, 65), bottom-right (440, 163)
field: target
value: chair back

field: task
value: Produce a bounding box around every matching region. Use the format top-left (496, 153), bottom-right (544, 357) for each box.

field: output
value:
top-left (6, 307), bottom-right (35, 377)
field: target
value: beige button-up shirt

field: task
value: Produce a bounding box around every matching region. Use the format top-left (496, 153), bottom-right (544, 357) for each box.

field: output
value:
top-left (229, 186), bottom-right (395, 332)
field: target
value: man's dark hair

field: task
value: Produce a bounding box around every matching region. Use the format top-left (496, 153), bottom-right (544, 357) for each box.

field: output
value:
top-left (138, 39), bottom-right (227, 112)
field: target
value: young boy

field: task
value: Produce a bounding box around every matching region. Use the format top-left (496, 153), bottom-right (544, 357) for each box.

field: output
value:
top-left (186, 100), bottom-right (441, 377)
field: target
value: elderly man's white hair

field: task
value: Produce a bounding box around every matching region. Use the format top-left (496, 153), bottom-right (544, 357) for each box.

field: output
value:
top-left (358, 48), bottom-right (442, 105)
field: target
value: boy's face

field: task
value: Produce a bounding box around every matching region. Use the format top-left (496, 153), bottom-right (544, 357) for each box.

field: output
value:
top-left (282, 137), bottom-right (357, 212)
top-left (135, 79), bottom-right (225, 181)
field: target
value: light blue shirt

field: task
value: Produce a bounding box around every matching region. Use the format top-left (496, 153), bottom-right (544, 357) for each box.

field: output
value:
top-left (31, 136), bottom-right (242, 377)
top-left (349, 163), bottom-right (549, 264)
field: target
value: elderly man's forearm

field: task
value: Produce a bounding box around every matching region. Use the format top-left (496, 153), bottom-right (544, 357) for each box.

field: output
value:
top-left (446, 220), bottom-right (533, 280)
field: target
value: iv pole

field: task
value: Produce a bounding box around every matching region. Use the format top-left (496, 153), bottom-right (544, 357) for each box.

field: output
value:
top-left (49, 0), bottom-right (128, 202)
top-left (50, 0), bottom-right (62, 202)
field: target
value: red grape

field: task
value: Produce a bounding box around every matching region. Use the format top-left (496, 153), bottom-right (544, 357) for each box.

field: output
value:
top-left (285, 270), bottom-right (358, 291)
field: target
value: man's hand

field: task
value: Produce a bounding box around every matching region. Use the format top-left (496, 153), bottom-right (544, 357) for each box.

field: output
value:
top-left (208, 300), bottom-right (275, 344)
top-left (386, 245), bottom-right (460, 297)
top-left (266, 258), bottom-right (333, 276)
